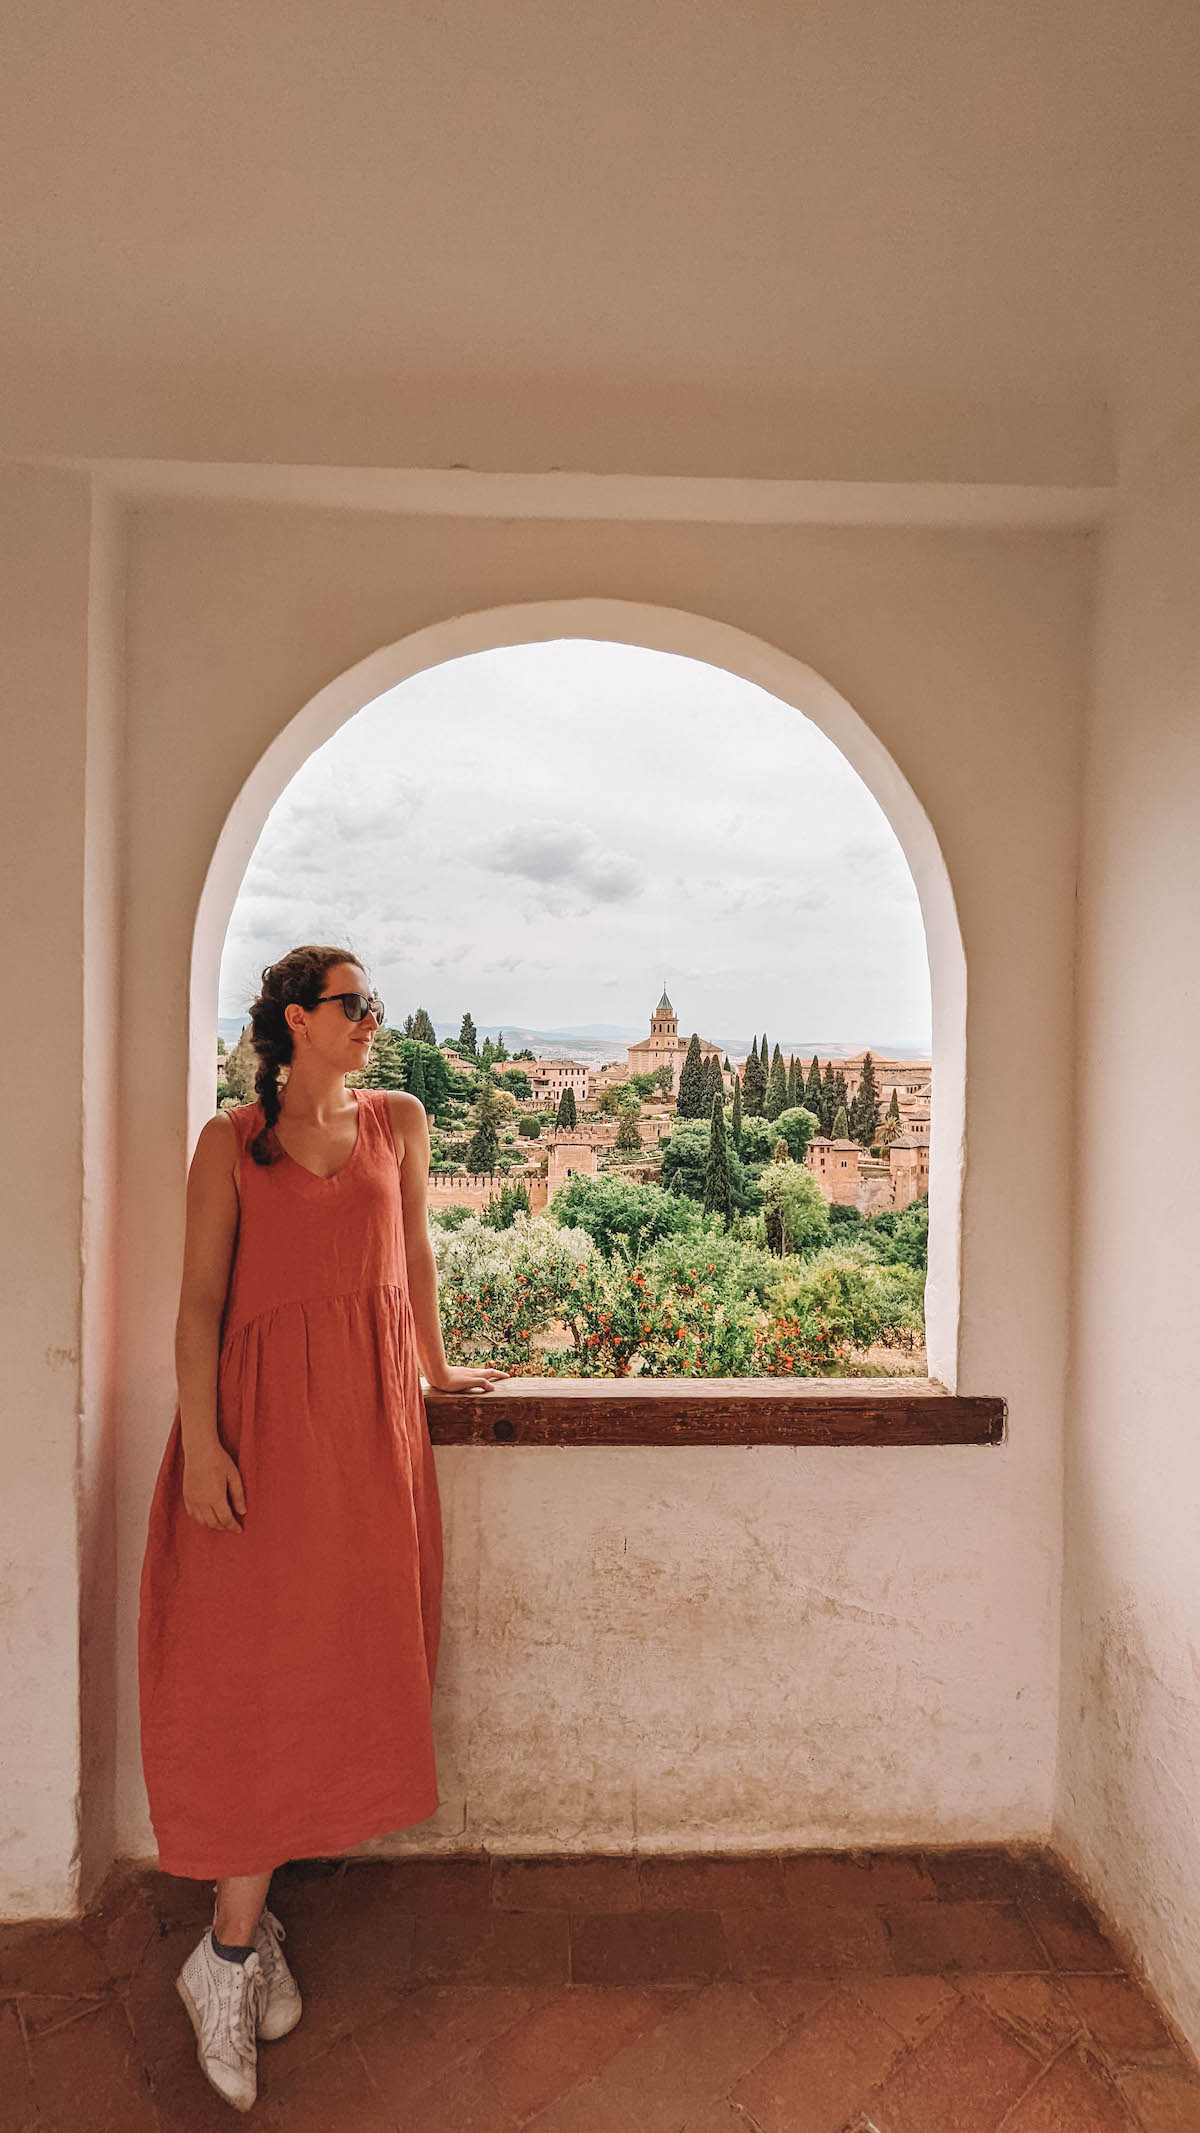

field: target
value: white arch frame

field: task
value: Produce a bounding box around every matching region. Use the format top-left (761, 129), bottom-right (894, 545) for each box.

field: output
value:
top-left (190, 598), bottom-right (965, 1387)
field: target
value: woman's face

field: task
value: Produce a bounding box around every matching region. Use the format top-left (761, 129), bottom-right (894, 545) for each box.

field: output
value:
top-left (291, 961), bottom-right (382, 1067)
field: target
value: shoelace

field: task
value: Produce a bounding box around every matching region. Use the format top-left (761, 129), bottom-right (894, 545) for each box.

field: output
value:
top-left (256, 1907), bottom-right (286, 1986)
top-left (205, 1946), bottom-right (265, 2066)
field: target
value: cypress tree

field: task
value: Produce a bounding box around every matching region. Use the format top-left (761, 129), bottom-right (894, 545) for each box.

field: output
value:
top-left (702, 1091), bottom-right (733, 1229)
top-left (765, 1044), bottom-right (788, 1119)
top-left (742, 1037), bottom-right (765, 1115)
top-left (786, 1055), bottom-right (800, 1108)
top-left (835, 1069), bottom-right (849, 1121)
top-left (729, 1070), bottom-right (743, 1154)
top-left (850, 1051), bottom-right (880, 1147)
top-left (457, 1011), bottom-right (478, 1057)
top-left (704, 1052), bottom-right (725, 1113)
top-left (615, 1102), bottom-right (642, 1155)
top-left (832, 1103), bottom-right (850, 1140)
top-left (805, 1054), bottom-right (823, 1116)
top-left (465, 1073), bottom-right (505, 1173)
top-left (555, 1085), bottom-right (578, 1129)
top-left (406, 1046), bottom-right (428, 1111)
top-left (820, 1061), bottom-right (839, 1136)
top-left (676, 1032), bottom-right (705, 1117)
top-left (404, 1007), bottom-right (436, 1045)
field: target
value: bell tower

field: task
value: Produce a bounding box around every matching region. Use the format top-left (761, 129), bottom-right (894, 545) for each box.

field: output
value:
top-left (650, 985), bottom-right (678, 1047)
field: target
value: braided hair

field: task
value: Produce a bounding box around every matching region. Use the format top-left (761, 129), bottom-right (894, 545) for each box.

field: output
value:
top-left (246, 944), bottom-right (367, 1167)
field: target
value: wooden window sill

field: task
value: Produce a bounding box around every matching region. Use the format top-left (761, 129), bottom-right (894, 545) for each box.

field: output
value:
top-left (423, 1378), bottom-right (1005, 1446)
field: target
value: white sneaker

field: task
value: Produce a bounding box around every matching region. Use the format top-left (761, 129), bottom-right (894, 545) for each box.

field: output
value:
top-left (253, 1905), bottom-right (303, 2040)
top-left (176, 1928), bottom-right (267, 2112)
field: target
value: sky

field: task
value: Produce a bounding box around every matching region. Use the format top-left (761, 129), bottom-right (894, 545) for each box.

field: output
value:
top-left (218, 641), bottom-right (931, 1053)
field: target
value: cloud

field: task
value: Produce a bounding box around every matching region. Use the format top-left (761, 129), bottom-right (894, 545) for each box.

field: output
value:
top-left (482, 822), bottom-right (637, 910)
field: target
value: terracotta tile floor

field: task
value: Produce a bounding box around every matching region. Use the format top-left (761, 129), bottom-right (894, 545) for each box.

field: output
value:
top-left (2, 1847), bottom-right (1199, 2129)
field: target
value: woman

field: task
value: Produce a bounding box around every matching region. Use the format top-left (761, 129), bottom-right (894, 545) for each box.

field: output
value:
top-left (137, 946), bottom-right (505, 2111)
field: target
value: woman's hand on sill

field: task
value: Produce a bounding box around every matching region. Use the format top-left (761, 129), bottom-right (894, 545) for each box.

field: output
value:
top-left (423, 1364), bottom-right (511, 1395)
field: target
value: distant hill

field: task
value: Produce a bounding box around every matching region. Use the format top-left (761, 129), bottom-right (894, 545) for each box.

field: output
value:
top-left (217, 1013), bottom-right (929, 1064)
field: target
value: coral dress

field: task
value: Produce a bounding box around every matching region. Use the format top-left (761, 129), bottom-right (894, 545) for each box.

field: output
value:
top-left (137, 1088), bottom-right (443, 1879)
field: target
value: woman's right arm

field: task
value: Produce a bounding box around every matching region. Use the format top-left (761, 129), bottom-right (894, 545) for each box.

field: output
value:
top-left (175, 1112), bottom-right (246, 1532)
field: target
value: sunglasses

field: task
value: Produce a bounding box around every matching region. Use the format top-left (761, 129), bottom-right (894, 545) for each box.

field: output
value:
top-left (312, 991), bottom-right (386, 1025)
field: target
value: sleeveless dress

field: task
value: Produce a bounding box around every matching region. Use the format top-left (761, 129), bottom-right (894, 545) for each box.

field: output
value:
top-left (137, 1087), bottom-right (443, 1879)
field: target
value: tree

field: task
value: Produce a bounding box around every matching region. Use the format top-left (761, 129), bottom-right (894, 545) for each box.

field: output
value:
top-left (820, 1061), bottom-right (839, 1136)
top-left (703, 1092), bottom-right (734, 1228)
top-left (404, 1007), bottom-right (437, 1045)
top-left (598, 1080), bottom-right (633, 1117)
top-left (549, 1174), bottom-right (701, 1256)
top-left (765, 1044), bottom-right (789, 1120)
top-left (804, 1054), bottom-right (823, 1117)
top-left (479, 1037), bottom-right (497, 1070)
top-left (701, 1052), bottom-right (724, 1115)
top-left (660, 1120), bottom-right (759, 1211)
top-left (835, 1068), bottom-right (849, 1118)
top-left (497, 1066), bottom-right (532, 1101)
top-left (555, 1085), bottom-right (578, 1129)
top-left (849, 1051), bottom-right (880, 1147)
top-left (729, 1070), bottom-right (743, 1154)
top-left (615, 1102), bottom-right (642, 1155)
top-left (653, 1065), bottom-right (674, 1100)
top-left (517, 1115), bottom-right (541, 1138)
top-left (406, 1045), bottom-right (428, 1110)
top-left (759, 1160), bottom-right (832, 1256)
top-left (879, 1087), bottom-right (903, 1149)
top-left (465, 1072), bottom-right (507, 1173)
top-left (396, 1038), bottom-right (450, 1112)
top-left (832, 1103), bottom-right (850, 1140)
top-left (482, 1178), bottom-right (531, 1229)
top-left (741, 1037), bottom-right (765, 1115)
top-left (676, 1032), bottom-right (706, 1118)
top-left (494, 1030), bottom-right (509, 1061)
top-left (786, 1055), bottom-right (800, 1108)
top-left (457, 1011), bottom-right (478, 1057)
top-left (223, 1024), bottom-right (257, 1101)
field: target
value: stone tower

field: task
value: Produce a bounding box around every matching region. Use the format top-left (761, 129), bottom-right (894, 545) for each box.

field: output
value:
top-left (650, 985), bottom-right (678, 1049)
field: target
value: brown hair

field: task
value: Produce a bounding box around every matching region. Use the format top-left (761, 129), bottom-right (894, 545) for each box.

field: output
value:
top-left (245, 944), bottom-right (368, 1166)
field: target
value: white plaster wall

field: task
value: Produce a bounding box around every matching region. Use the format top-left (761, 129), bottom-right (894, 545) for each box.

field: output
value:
top-left (1057, 407), bottom-right (1200, 2055)
top-left (0, 467), bottom-right (92, 1912)
top-left (111, 500), bottom-right (1089, 1865)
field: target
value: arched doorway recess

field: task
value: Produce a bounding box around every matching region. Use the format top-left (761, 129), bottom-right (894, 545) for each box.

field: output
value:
top-left (191, 599), bottom-right (965, 1386)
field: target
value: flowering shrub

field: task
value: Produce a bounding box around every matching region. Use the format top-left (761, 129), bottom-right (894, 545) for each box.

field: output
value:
top-left (430, 1209), bottom-right (924, 1379)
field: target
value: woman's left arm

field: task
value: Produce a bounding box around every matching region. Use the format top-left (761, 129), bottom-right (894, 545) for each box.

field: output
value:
top-left (391, 1091), bottom-right (509, 1395)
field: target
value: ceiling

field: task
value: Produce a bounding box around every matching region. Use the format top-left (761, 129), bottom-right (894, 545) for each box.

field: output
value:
top-left (3, 0), bottom-right (1198, 482)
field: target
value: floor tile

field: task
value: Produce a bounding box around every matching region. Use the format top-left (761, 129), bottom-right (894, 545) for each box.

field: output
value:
top-left (342, 1854), bottom-right (492, 1912)
top-left (1118, 2067), bottom-right (1200, 2131)
top-left (1001, 2041), bottom-right (1145, 2130)
top-left (884, 1900), bottom-right (1048, 1974)
top-left (849, 1972), bottom-right (958, 2044)
top-left (863, 1995), bottom-right (1041, 2132)
top-left (0, 2000), bottom-right (35, 2133)
top-left (410, 1907), bottom-right (570, 1986)
top-left (0, 1920), bottom-right (110, 1997)
top-left (588, 1981), bottom-right (784, 2133)
top-left (723, 1903), bottom-right (893, 1976)
top-left (477, 1983), bottom-right (669, 2118)
top-left (730, 1983), bottom-right (906, 2133)
top-left (640, 1854), bottom-right (787, 1910)
top-left (780, 1851), bottom-right (937, 1906)
top-left (954, 1971), bottom-right (1083, 2057)
top-left (256, 2030), bottom-right (396, 2129)
top-left (1062, 1972), bottom-right (1182, 2063)
top-left (749, 1976), bottom-right (837, 2026)
top-left (26, 1998), bottom-right (158, 2133)
top-left (919, 1848), bottom-right (1049, 1905)
top-left (493, 1854), bottom-right (640, 1911)
top-left (572, 1908), bottom-right (729, 1985)
top-left (354, 1982), bottom-right (550, 2102)
top-left (1018, 1891), bottom-right (1124, 1972)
